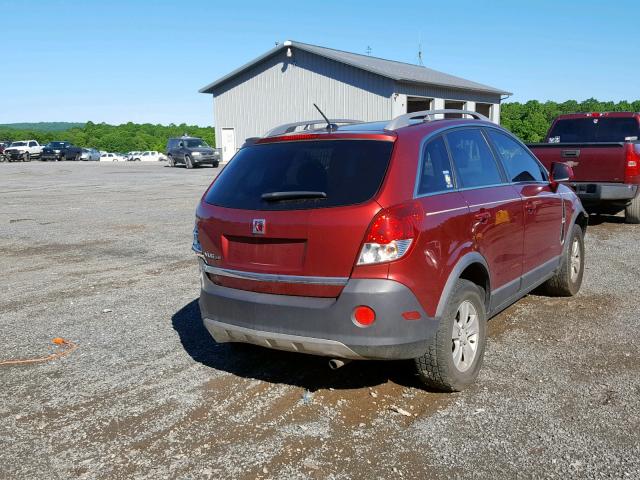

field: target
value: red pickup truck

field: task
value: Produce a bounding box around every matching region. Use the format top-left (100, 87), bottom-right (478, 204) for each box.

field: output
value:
top-left (528, 112), bottom-right (640, 223)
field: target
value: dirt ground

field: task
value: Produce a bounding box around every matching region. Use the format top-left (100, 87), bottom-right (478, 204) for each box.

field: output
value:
top-left (1, 162), bottom-right (639, 479)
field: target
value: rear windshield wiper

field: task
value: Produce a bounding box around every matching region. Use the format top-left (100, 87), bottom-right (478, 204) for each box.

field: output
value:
top-left (261, 191), bottom-right (327, 202)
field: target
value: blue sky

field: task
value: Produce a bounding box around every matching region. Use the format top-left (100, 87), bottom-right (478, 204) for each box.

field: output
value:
top-left (2, 0), bottom-right (638, 126)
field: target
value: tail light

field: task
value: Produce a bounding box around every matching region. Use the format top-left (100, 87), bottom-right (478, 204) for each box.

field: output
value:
top-left (357, 202), bottom-right (422, 265)
top-left (625, 143), bottom-right (640, 184)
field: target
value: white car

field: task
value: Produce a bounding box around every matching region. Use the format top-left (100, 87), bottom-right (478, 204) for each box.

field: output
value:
top-left (100, 152), bottom-right (127, 162)
top-left (135, 151), bottom-right (163, 162)
top-left (127, 151), bottom-right (142, 161)
top-left (4, 140), bottom-right (43, 162)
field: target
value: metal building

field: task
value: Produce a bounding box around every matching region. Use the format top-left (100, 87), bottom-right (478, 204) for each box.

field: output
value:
top-left (200, 40), bottom-right (511, 163)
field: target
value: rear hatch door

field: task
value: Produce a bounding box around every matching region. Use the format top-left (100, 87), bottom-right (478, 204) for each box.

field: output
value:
top-left (530, 143), bottom-right (627, 182)
top-left (196, 135), bottom-right (395, 297)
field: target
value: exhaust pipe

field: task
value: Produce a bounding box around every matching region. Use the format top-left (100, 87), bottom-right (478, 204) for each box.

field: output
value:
top-left (328, 359), bottom-right (351, 370)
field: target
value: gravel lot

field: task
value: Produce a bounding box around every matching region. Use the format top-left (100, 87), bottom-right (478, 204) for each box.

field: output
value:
top-left (1, 161), bottom-right (639, 479)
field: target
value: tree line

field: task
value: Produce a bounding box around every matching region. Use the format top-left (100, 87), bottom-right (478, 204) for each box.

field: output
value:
top-left (1, 98), bottom-right (638, 151)
top-left (0, 122), bottom-right (215, 153)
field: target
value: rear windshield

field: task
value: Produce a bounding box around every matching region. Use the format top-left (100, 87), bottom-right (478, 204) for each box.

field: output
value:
top-left (204, 140), bottom-right (393, 211)
top-left (548, 117), bottom-right (639, 143)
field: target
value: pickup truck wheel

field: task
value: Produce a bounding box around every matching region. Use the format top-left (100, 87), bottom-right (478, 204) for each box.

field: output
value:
top-left (414, 279), bottom-right (486, 392)
top-left (185, 155), bottom-right (194, 169)
top-left (24, 152), bottom-right (30, 162)
top-left (74, 153), bottom-right (80, 161)
top-left (543, 224), bottom-right (584, 296)
top-left (624, 196), bottom-right (640, 224)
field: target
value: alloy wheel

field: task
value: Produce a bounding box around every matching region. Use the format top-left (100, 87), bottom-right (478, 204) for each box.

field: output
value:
top-left (451, 300), bottom-right (480, 372)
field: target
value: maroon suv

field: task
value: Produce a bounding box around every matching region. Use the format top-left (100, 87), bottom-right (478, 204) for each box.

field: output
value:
top-left (193, 110), bottom-right (587, 391)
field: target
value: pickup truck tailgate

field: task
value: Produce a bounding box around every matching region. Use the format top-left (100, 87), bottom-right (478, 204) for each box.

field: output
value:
top-left (528, 143), bottom-right (627, 182)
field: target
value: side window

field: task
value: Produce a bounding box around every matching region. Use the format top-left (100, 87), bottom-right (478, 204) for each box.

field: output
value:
top-left (487, 130), bottom-right (546, 183)
top-left (29, 141), bottom-right (36, 147)
top-left (418, 136), bottom-right (455, 195)
top-left (446, 128), bottom-right (503, 188)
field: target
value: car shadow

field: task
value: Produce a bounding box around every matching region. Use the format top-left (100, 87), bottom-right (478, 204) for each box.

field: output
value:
top-left (587, 213), bottom-right (626, 226)
top-left (171, 299), bottom-right (426, 392)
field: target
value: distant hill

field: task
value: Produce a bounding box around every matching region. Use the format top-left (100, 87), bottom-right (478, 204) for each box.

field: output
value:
top-left (0, 122), bottom-right (85, 132)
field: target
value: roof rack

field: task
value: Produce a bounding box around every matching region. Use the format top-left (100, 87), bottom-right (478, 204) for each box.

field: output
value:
top-left (385, 109), bottom-right (489, 131)
top-left (264, 119), bottom-right (363, 137)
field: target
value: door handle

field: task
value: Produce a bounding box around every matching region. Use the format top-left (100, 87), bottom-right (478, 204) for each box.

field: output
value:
top-left (474, 211), bottom-right (491, 224)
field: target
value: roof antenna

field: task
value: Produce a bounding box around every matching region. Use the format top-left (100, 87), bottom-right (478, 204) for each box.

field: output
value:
top-left (313, 103), bottom-right (337, 132)
top-left (417, 33), bottom-right (424, 66)
top-left (366, 45), bottom-right (372, 56)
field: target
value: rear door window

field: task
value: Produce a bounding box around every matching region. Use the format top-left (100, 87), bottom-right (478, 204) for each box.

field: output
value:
top-left (205, 140), bottom-right (393, 210)
top-left (446, 128), bottom-right (504, 188)
top-left (417, 136), bottom-right (455, 195)
top-left (486, 129), bottom-right (546, 182)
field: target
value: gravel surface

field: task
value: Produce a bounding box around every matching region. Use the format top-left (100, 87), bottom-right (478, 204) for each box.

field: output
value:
top-left (1, 161), bottom-right (639, 479)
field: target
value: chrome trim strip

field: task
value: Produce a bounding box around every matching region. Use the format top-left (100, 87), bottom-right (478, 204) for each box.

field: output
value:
top-left (425, 206), bottom-right (468, 216)
top-left (467, 197), bottom-right (521, 209)
top-left (202, 263), bottom-right (349, 286)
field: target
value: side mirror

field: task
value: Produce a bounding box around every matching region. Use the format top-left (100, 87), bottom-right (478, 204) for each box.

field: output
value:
top-left (178, 142), bottom-right (184, 148)
top-left (549, 162), bottom-right (573, 191)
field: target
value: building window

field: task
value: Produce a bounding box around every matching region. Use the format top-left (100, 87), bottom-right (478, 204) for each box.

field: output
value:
top-left (444, 100), bottom-right (466, 118)
top-left (407, 96), bottom-right (433, 113)
top-left (475, 103), bottom-right (493, 119)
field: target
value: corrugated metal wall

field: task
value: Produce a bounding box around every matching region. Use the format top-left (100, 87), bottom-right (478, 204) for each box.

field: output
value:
top-left (212, 49), bottom-right (395, 151)
top-left (210, 48), bottom-right (504, 153)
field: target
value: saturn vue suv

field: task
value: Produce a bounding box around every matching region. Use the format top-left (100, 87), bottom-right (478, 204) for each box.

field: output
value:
top-left (192, 110), bottom-right (588, 391)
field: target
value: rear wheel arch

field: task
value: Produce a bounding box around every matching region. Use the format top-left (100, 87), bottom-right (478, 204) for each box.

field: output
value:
top-left (575, 211), bottom-right (588, 235)
top-left (435, 252), bottom-right (491, 318)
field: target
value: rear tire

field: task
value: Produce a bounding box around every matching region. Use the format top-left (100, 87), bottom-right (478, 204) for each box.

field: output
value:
top-left (543, 224), bottom-right (584, 296)
top-left (185, 155), bottom-right (193, 169)
top-left (625, 196), bottom-right (640, 224)
top-left (414, 279), bottom-right (487, 392)
top-left (168, 155), bottom-right (175, 167)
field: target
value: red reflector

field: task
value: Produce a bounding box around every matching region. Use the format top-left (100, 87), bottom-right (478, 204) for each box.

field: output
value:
top-left (591, 112), bottom-right (601, 118)
top-left (352, 306), bottom-right (376, 327)
top-left (402, 311), bottom-right (421, 321)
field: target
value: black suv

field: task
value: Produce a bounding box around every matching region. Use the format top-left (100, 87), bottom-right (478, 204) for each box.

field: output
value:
top-left (166, 136), bottom-right (220, 169)
top-left (41, 141), bottom-right (83, 161)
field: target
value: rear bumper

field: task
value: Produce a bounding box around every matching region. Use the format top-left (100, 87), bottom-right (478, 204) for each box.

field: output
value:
top-left (198, 263), bottom-right (436, 360)
top-left (569, 182), bottom-right (638, 203)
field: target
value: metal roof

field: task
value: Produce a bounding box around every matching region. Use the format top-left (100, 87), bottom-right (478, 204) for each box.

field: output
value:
top-left (199, 40), bottom-right (511, 96)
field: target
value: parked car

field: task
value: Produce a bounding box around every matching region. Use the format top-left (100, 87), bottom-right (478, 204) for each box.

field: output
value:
top-left (528, 112), bottom-right (640, 223)
top-left (0, 141), bottom-right (11, 161)
top-left (127, 151), bottom-right (142, 161)
top-left (40, 141), bottom-right (83, 161)
top-left (79, 148), bottom-right (101, 161)
top-left (166, 136), bottom-right (220, 168)
top-left (4, 140), bottom-right (43, 162)
top-left (192, 110), bottom-right (588, 392)
top-left (135, 150), bottom-right (163, 162)
top-left (100, 152), bottom-right (127, 162)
